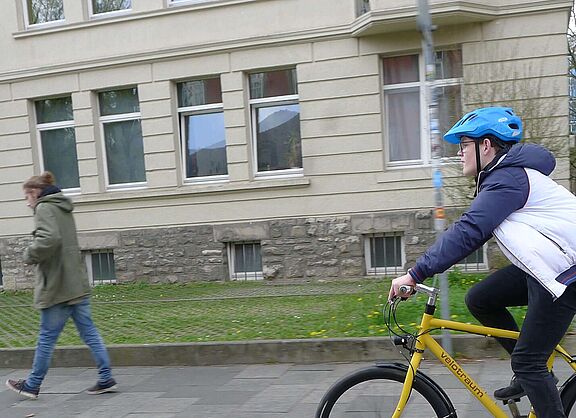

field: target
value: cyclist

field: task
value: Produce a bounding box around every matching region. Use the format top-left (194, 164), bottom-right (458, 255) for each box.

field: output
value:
top-left (388, 106), bottom-right (576, 418)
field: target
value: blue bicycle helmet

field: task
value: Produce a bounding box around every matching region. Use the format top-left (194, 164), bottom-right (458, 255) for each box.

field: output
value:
top-left (443, 107), bottom-right (523, 144)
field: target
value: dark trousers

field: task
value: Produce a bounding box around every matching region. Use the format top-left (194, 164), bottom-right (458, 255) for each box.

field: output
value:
top-left (465, 265), bottom-right (576, 418)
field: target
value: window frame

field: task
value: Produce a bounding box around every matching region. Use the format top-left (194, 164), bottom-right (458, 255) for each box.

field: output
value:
top-left (364, 232), bottom-right (406, 276)
top-left (35, 97), bottom-right (81, 194)
top-left (23, 0), bottom-right (65, 28)
top-left (228, 241), bottom-right (263, 281)
top-left (177, 78), bottom-right (228, 183)
top-left (97, 88), bottom-right (146, 190)
top-left (88, 0), bottom-right (132, 19)
top-left (84, 249), bottom-right (117, 286)
top-left (249, 86), bottom-right (303, 178)
top-left (453, 245), bottom-right (489, 272)
top-left (356, 0), bottom-right (370, 17)
top-left (383, 50), bottom-right (463, 167)
top-left (168, 0), bottom-right (217, 6)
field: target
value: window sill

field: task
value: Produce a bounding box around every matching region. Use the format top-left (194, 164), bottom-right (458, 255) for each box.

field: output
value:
top-left (106, 183), bottom-right (148, 192)
top-left (89, 10), bottom-right (132, 20)
top-left (254, 169), bottom-right (304, 180)
top-left (74, 176), bottom-right (310, 205)
top-left (230, 273), bottom-right (263, 281)
top-left (376, 162), bottom-right (462, 187)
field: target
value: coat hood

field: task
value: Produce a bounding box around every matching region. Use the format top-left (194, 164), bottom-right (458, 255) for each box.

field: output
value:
top-left (36, 192), bottom-right (74, 213)
top-left (492, 143), bottom-right (556, 176)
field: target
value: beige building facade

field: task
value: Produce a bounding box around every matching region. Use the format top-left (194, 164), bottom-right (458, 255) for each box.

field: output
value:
top-left (0, 0), bottom-right (572, 288)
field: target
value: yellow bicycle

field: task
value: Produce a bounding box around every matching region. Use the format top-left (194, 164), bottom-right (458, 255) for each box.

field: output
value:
top-left (316, 282), bottom-right (576, 417)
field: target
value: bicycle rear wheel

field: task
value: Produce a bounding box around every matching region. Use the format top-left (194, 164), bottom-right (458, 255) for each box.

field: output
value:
top-left (560, 373), bottom-right (576, 417)
top-left (316, 363), bottom-right (455, 418)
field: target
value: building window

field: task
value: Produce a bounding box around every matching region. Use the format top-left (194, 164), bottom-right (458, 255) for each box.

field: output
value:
top-left (35, 97), bottom-right (80, 191)
top-left (229, 242), bottom-right (262, 280)
top-left (84, 250), bottom-right (116, 285)
top-left (454, 245), bottom-right (488, 272)
top-left (249, 68), bottom-right (302, 176)
top-left (383, 49), bottom-right (463, 165)
top-left (24, 0), bottom-right (64, 26)
top-left (177, 78), bottom-right (228, 181)
top-left (90, 0), bottom-right (131, 16)
top-left (98, 88), bottom-right (146, 188)
top-left (365, 233), bottom-right (405, 275)
top-left (356, 0), bottom-right (370, 16)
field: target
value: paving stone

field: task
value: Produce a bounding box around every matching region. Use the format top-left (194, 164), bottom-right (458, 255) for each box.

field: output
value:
top-left (0, 358), bottom-right (573, 417)
top-left (235, 364), bottom-right (292, 379)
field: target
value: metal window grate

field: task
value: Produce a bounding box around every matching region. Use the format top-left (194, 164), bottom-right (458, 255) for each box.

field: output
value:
top-left (229, 242), bottom-right (262, 281)
top-left (365, 233), bottom-right (404, 276)
top-left (84, 250), bottom-right (116, 285)
top-left (455, 246), bottom-right (488, 272)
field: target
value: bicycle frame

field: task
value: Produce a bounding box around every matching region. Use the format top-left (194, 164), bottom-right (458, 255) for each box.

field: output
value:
top-left (393, 305), bottom-right (576, 417)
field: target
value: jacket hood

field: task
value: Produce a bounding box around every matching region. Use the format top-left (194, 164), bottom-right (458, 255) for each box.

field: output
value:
top-left (36, 192), bottom-right (74, 213)
top-left (492, 143), bottom-right (556, 176)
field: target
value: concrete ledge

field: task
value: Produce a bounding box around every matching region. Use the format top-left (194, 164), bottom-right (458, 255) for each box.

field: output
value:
top-left (0, 334), bottom-right (537, 368)
top-left (2, 334), bottom-right (575, 369)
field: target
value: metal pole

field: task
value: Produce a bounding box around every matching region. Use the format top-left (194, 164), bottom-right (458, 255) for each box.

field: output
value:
top-left (416, 0), bottom-right (452, 355)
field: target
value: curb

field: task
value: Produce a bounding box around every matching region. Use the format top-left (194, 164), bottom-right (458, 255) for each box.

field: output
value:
top-left (2, 335), bottom-right (573, 369)
top-left (0, 334), bottom-right (527, 369)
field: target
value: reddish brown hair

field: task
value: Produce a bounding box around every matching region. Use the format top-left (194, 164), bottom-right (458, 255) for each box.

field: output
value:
top-left (23, 171), bottom-right (56, 190)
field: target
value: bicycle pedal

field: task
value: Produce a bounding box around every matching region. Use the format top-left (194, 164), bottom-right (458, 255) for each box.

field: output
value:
top-left (504, 398), bottom-right (522, 417)
top-left (501, 397), bottom-right (522, 406)
top-left (496, 393), bottom-right (526, 402)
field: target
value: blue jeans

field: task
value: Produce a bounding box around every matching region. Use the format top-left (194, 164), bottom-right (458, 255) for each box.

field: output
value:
top-left (27, 297), bottom-right (112, 389)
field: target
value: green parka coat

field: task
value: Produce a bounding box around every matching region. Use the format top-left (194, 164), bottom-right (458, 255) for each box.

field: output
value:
top-left (24, 192), bottom-right (91, 309)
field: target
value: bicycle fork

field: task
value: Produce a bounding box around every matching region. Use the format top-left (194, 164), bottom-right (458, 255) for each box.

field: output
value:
top-left (391, 346), bottom-right (423, 418)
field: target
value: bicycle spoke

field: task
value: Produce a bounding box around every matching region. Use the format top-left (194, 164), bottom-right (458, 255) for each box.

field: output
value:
top-left (326, 378), bottom-right (440, 417)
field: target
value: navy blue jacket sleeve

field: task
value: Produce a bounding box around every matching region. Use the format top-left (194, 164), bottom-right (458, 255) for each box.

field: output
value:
top-left (409, 167), bottom-right (529, 283)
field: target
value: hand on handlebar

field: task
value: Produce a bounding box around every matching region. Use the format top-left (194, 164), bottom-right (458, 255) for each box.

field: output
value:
top-left (388, 273), bottom-right (417, 302)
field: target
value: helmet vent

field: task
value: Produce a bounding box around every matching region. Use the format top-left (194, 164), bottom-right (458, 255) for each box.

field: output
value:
top-left (457, 113), bottom-right (477, 126)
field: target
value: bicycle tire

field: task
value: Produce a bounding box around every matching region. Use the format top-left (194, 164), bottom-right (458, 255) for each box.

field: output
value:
top-left (560, 373), bottom-right (576, 417)
top-left (316, 362), bottom-right (456, 418)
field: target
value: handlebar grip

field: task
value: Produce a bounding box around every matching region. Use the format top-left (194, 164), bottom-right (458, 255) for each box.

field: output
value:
top-left (399, 285), bottom-right (414, 294)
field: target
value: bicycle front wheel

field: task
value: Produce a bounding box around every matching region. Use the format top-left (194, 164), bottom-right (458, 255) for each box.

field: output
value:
top-left (316, 363), bottom-right (455, 418)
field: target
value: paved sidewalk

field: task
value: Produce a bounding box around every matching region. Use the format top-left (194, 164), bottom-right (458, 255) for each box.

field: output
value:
top-left (1, 357), bottom-right (574, 418)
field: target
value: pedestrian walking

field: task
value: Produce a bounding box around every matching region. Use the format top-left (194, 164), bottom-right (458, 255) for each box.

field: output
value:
top-left (6, 171), bottom-right (117, 399)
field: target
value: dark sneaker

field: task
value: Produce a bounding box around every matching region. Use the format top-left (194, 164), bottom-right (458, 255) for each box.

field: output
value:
top-left (5, 379), bottom-right (39, 400)
top-left (494, 375), bottom-right (525, 401)
top-left (86, 378), bottom-right (117, 395)
top-left (494, 373), bottom-right (559, 401)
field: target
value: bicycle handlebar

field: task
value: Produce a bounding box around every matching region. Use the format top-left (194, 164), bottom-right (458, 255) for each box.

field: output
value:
top-left (399, 285), bottom-right (413, 294)
top-left (395, 283), bottom-right (441, 306)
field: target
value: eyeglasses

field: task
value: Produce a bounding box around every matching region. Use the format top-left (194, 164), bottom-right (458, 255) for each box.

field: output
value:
top-left (458, 140), bottom-right (476, 153)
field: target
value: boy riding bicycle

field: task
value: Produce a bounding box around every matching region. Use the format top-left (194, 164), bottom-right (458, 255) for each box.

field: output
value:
top-left (388, 107), bottom-right (576, 418)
